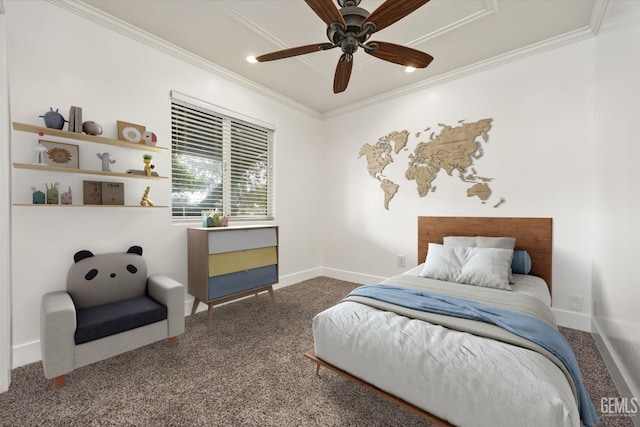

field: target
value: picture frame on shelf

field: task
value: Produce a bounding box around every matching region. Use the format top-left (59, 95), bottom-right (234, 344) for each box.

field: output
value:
top-left (117, 121), bottom-right (146, 144)
top-left (40, 140), bottom-right (79, 169)
top-left (83, 180), bottom-right (102, 205)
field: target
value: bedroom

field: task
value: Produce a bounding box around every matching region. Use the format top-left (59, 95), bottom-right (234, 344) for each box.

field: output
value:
top-left (0, 0), bottom-right (638, 425)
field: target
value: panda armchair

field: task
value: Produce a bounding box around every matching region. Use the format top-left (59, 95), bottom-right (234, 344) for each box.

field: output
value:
top-left (40, 246), bottom-right (185, 388)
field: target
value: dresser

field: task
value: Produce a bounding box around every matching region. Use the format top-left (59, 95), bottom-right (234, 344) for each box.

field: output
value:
top-left (187, 225), bottom-right (278, 327)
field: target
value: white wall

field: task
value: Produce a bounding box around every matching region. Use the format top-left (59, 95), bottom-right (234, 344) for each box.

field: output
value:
top-left (0, 0), bottom-right (12, 392)
top-left (4, 4), bottom-right (637, 405)
top-left (321, 39), bottom-right (596, 330)
top-left (6, 1), bottom-right (323, 367)
top-left (592, 0), bottom-right (640, 402)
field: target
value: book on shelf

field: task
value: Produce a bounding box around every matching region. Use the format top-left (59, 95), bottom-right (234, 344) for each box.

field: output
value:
top-left (68, 106), bottom-right (75, 132)
top-left (126, 169), bottom-right (159, 177)
top-left (74, 106), bottom-right (83, 133)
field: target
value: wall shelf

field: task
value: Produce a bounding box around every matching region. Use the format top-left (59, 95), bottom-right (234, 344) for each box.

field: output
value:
top-left (12, 122), bottom-right (167, 153)
top-left (13, 204), bottom-right (168, 208)
top-left (12, 162), bottom-right (167, 180)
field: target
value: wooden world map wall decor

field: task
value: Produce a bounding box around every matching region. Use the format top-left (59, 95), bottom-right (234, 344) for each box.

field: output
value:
top-left (358, 118), bottom-right (506, 210)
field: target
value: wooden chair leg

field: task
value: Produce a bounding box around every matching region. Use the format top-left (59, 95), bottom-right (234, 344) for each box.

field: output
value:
top-left (52, 375), bottom-right (65, 388)
top-left (168, 336), bottom-right (177, 346)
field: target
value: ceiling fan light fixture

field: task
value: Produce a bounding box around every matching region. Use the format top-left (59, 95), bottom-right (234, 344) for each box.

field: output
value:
top-left (326, 5), bottom-right (370, 44)
top-left (246, 55), bottom-right (258, 64)
top-left (405, 66), bottom-right (416, 73)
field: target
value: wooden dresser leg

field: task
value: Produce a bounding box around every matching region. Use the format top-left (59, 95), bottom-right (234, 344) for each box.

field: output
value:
top-left (268, 286), bottom-right (275, 303)
top-left (52, 375), bottom-right (65, 388)
top-left (168, 336), bottom-right (177, 347)
top-left (315, 362), bottom-right (321, 376)
top-left (207, 303), bottom-right (214, 329)
top-left (190, 299), bottom-right (200, 316)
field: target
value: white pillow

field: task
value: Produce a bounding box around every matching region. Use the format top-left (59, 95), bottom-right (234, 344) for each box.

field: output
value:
top-left (419, 243), bottom-right (513, 290)
top-left (443, 236), bottom-right (515, 250)
top-left (443, 236), bottom-right (516, 283)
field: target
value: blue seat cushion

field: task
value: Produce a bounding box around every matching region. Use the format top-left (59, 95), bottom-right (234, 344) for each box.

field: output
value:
top-left (75, 295), bottom-right (167, 344)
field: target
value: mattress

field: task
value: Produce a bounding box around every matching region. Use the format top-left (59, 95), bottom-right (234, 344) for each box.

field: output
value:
top-left (312, 274), bottom-right (580, 427)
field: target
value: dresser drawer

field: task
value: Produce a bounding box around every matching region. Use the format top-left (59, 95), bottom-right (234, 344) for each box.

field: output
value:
top-left (208, 227), bottom-right (277, 254)
top-left (208, 246), bottom-right (277, 276)
top-left (208, 265), bottom-right (278, 300)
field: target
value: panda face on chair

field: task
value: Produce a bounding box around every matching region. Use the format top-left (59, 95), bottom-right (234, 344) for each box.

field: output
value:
top-left (73, 246), bottom-right (144, 282)
top-left (67, 246), bottom-right (148, 309)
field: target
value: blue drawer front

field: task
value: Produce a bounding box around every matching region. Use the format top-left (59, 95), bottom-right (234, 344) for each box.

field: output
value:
top-left (208, 265), bottom-right (277, 300)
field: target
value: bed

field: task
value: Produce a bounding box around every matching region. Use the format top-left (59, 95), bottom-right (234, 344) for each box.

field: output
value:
top-left (306, 216), bottom-right (597, 427)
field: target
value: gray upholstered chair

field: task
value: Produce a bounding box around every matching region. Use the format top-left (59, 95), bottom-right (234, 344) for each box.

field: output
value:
top-left (40, 246), bottom-right (185, 388)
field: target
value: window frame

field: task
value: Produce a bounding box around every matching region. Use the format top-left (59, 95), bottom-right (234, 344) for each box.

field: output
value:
top-left (170, 91), bottom-right (275, 223)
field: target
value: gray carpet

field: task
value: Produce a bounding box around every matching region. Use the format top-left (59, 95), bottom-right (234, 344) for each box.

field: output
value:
top-left (0, 277), bottom-right (633, 426)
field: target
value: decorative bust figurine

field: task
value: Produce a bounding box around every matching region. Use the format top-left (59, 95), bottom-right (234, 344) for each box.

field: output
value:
top-left (143, 154), bottom-right (154, 178)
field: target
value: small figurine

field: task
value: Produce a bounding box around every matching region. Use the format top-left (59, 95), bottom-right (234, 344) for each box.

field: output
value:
top-left (39, 108), bottom-right (67, 130)
top-left (139, 186), bottom-right (154, 206)
top-left (82, 121), bottom-right (103, 136)
top-left (31, 187), bottom-right (45, 204)
top-left (143, 131), bottom-right (157, 146)
top-left (46, 182), bottom-right (59, 205)
top-left (143, 154), bottom-right (154, 178)
top-left (35, 140), bottom-right (47, 164)
top-left (97, 152), bottom-right (116, 172)
top-left (201, 209), bottom-right (227, 227)
top-left (61, 187), bottom-right (72, 205)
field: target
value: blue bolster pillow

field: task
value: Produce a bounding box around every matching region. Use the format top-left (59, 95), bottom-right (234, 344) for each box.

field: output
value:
top-left (511, 250), bottom-right (532, 275)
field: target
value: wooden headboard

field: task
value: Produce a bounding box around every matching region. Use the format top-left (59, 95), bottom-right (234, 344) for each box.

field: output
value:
top-left (418, 216), bottom-right (553, 294)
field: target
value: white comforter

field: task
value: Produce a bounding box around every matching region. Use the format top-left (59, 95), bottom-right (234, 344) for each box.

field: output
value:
top-left (312, 274), bottom-right (580, 427)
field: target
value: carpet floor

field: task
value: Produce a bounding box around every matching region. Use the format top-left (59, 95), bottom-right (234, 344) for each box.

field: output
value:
top-left (0, 277), bottom-right (633, 426)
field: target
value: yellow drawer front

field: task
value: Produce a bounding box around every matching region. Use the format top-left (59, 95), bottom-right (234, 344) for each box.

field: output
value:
top-left (208, 247), bottom-right (277, 277)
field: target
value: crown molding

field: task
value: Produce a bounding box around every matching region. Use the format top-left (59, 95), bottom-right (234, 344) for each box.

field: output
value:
top-left (589, 0), bottom-right (609, 36)
top-left (322, 26), bottom-right (596, 119)
top-left (48, 0), bottom-right (322, 119)
top-left (220, 0), bottom-right (499, 76)
top-left (48, 0), bottom-right (607, 121)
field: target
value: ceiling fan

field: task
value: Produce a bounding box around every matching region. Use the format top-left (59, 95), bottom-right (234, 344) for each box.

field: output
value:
top-left (254, 0), bottom-right (434, 94)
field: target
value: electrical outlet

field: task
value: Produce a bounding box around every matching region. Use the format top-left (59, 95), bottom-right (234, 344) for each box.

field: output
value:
top-left (568, 294), bottom-right (584, 312)
top-left (397, 255), bottom-right (406, 268)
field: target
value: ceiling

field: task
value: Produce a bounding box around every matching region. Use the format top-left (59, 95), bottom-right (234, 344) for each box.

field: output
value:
top-left (80, 0), bottom-right (601, 116)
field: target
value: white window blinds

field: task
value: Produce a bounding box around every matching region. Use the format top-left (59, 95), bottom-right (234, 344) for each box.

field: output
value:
top-left (171, 94), bottom-right (274, 222)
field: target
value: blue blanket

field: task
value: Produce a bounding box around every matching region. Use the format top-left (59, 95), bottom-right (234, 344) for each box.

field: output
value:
top-left (347, 284), bottom-right (598, 427)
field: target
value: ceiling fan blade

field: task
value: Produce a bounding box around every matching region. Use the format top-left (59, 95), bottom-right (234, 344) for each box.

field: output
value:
top-left (366, 41), bottom-right (433, 68)
top-left (363, 0), bottom-right (431, 33)
top-left (255, 43), bottom-right (333, 62)
top-left (333, 54), bottom-right (353, 94)
top-left (305, 0), bottom-right (346, 28)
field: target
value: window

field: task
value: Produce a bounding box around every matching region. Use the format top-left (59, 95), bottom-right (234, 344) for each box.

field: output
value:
top-left (171, 92), bottom-right (274, 222)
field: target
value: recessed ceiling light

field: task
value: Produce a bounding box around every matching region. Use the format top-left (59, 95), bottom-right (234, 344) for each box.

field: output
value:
top-left (246, 55), bottom-right (258, 64)
top-left (405, 66), bottom-right (416, 73)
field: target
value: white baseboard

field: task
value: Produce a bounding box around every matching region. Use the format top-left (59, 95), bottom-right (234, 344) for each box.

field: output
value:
top-left (319, 267), bottom-right (386, 285)
top-left (551, 308), bottom-right (592, 332)
top-left (12, 340), bottom-right (40, 369)
top-left (592, 320), bottom-right (640, 426)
